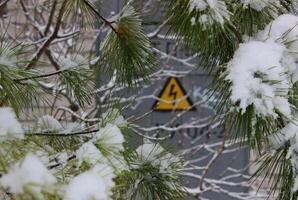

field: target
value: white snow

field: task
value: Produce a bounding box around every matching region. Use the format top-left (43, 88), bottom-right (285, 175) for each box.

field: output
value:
top-left (91, 163), bottom-right (115, 195)
top-left (199, 14), bottom-right (211, 29)
top-left (37, 115), bottom-right (63, 132)
top-left (64, 170), bottom-right (109, 200)
top-left (64, 163), bottom-right (115, 200)
top-left (0, 154), bottom-right (56, 194)
top-left (136, 142), bottom-right (164, 162)
top-left (269, 115), bottom-right (298, 191)
top-left (228, 14), bottom-right (298, 118)
top-left (189, 0), bottom-right (230, 25)
top-left (292, 1), bottom-right (298, 14)
top-left (0, 107), bottom-right (24, 141)
top-left (259, 14), bottom-right (298, 41)
top-left (207, 0), bottom-right (230, 25)
top-left (259, 14), bottom-right (298, 76)
top-left (191, 17), bottom-right (196, 26)
top-left (295, 176), bottom-right (298, 192)
top-left (76, 141), bottom-right (103, 166)
top-left (94, 123), bottom-right (124, 152)
top-left (207, 0), bottom-right (219, 9)
top-left (135, 142), bottom-right (181, 173)
top-left (227, 40), bottom-right (293, 117)
top-left (190, 0), bottom-right (208, 11)
top-left (62, 122), bottom-right (82, 134)
top-left (278, 117), bottom-right (298, 163)
top-left (35, 150), bottom-right (50, 166)
top-left (241, 0), bottom-right (280, 11)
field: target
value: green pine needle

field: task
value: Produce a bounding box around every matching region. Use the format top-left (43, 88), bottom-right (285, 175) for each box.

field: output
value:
top-left (63, 0), bottom-right (99, 28)
top-left (100, 5), bottom-right (156, 86)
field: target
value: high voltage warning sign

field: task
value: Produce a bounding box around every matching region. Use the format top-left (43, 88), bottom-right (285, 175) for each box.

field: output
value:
top-left (153, 77), bottom-right (196, 111)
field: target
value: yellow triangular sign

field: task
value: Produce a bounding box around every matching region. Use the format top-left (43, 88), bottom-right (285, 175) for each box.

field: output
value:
top-left (153, 77), bottom-right (195, 111)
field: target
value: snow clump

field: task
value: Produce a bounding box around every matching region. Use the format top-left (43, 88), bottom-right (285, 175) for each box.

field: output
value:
top-left (94, 123), bottom-right (124, 152)
top-left (64, 171), bottom-right (109, 200)
top-left (268, 116), bottom-right (298, 191)
top-left (0, 154), bottom-right (56, 195)
top-left (241, 0), bottom-right (280, 11)
top-left (189, 0), bottom-right (230, 26)
top-left (134, 142), bottom-right (181, 173)
top-left (227, 14), bottom-right (298, 118)
top-left (0, 107), bottom-right (24, 141)
top-left (227, 40), bottom-right (293, 117)
top-left (76, 141), bottom-right (103, 166)
top-left (64, 164), bottom-right (115, 200)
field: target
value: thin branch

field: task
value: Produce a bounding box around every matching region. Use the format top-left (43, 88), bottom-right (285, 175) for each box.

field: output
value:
top-left (45, 49), bottom-right (61, 70)
top-left (44, 0), bottom-right (57, 35)
top-left (26, 128), bottom-right (99, 137)
top-left (14, 69), bottom-right (65, 82)
top-left (55, 106), bottom-right (101, 123)
top-left (83, 0), bottom-right (118, 33)
top-left (147, 18), bottom-right (169, 38)
top-left (25, 0), bottom-right (67, 70)
top-left (198, 126), bottom-right (230, 195)
top-left (0, 0), bottom-right (10, 9)
top-left (48, 155), bottom-right (76, 169)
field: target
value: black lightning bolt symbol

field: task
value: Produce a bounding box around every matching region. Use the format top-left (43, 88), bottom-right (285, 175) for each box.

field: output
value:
top-left (168, 84), bottom-right (177, 105)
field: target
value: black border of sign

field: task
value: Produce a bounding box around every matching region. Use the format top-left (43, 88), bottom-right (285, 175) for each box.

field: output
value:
top-left (152, 77), bottom-right (197, 112)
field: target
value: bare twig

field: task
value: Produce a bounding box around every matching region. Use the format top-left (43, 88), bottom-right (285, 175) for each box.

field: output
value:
top-left (25, 0), bottom-right (67, 70)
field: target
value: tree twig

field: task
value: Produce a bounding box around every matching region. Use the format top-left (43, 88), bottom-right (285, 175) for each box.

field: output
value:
top-left (83, 0), bottom-right (118, 33)
top-left (25, 0), bottom-right (67, 70)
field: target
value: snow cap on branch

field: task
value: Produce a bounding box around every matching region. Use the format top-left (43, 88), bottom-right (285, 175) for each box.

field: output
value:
top-left (227, 40), bottom-right (293, 117)
top-left (189, 0), bottom-right (231, 25)
top-left (241, 0), bottom-right (280, 11)
top-left (269, 115), bottom-right (298, 192)
top-left (94, 123), bottom-right (124, 152)
top-left (227, 14), bottom-right (298, 118)
top-left (64, 170), bottom-right (109, 200)
top-left (190, 0), bottom-right (208, 11)
top-left (259, 14), bottom-right (298, 78)
top-left (76, 141), bottom-right (103, 166)
top-left (65, 163), bottom-right (115, 200)
top-left (0, 107), bottom-right (24, 141)
top-left (91, 163), bottom-right (116, 196)
top-left (135, 142), bottom-right (181, 173)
